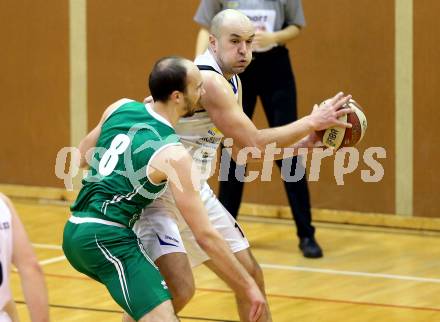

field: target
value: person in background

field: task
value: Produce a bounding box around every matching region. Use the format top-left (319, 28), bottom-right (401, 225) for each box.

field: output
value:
top-left (0, 193), bottom-right (49, 322)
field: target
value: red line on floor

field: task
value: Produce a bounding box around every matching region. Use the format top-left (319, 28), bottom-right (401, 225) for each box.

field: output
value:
top-left (38, 272), bottom-right (440, 313)
top-left (196, 287), bottom-right (440, 313)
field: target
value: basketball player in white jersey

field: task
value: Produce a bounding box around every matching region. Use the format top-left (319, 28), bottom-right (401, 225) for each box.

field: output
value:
top-left (134, 9), bottom-right (352, 322)
top-left (0, 194), bottom-right (49, 322)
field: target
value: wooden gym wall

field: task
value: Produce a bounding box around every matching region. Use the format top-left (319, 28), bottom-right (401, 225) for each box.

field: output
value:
top-left (413, 0), bottom-right (440, 218)
top-left (241, 0), bottom-right (396, 215)
top-left (0, 0), bottom-right (438, 218)
top-left (0, 0), bottom-right (70, 187)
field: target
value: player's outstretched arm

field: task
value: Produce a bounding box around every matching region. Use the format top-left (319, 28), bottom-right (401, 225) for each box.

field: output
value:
top-left (148, 145), bottom-right (266, 322)
top-left (201, 72), bottom-right (351, 161)
top-left (0, 194), bottom-right (50, 322)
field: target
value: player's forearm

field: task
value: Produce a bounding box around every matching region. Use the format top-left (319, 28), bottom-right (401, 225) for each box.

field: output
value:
top-left (19, 264), bottom-right (50, 321)
top-left (282, 136), bottom-right (316, 156)
top-left (231, 137), bottom-right (311, 164)
top-left (252, 137), bottom-right (312, 163)
top-left (255, 115), bottom-right (314, 151)
top-left (229, 117), bottom-right (315, 164)
top-left (196, 230), bottom-right (256, 293)
top-left (273, 25), bottom-right (301, 44)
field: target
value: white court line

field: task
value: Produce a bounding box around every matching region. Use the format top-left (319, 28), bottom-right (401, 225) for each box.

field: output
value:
top-left (31, 243), bottom-right (440, 283)
top-left (260, 263), bottom-right (440, 284)
top-left (39, 256), bottom-right (66, 266)
top-left (32, 243), bottom-right (62, 250)
top-left (32, 243), bottom-right (65, 266)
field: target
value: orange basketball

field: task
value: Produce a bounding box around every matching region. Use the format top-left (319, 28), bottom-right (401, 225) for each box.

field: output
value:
top-left (317, 99), bottom-right (367, 149)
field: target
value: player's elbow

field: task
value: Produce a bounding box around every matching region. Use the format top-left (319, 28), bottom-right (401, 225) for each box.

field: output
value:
top-left (78, 156), bottom-right (88, 169)
top-left (77, 144), bottom-right (89, 169)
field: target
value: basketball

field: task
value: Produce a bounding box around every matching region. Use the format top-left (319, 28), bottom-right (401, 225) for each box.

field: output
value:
top-left (317, 99), bottom-right (368, 149)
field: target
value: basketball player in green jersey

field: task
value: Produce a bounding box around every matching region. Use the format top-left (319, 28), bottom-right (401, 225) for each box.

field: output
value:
top-left (62, 57), bottom-right (266, 322)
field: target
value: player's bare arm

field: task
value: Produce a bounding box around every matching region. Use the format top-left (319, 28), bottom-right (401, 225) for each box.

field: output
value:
top-left (0, 194), bottom-right (50, 322)
top-left (201, 72), bottom-right (352, 161)
top-left (237, 75), bottom-right (322, 158)
top-left (148, 145), bottom-right (266, 322)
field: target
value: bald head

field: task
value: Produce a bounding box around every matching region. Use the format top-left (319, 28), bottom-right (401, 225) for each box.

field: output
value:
top-left (210, 9), bottom-right (253, 38)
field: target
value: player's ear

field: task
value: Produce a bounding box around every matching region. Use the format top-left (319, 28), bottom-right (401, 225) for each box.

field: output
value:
top-left (209, 34), bottom-right (217, 52)
top-left (170, 90), bottom-right (182, 103)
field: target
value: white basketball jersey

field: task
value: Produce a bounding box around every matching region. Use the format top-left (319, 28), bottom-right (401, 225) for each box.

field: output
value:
top-left (175, 50), bottom-right (239, 181)
top-left (0, 199), bottom-right (12, 311)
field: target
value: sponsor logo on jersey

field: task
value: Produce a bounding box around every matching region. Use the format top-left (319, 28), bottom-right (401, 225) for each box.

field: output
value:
top-left (199, 136), bottom-right (222, 144)
top-left (208, 127), bottom-right (223, 136)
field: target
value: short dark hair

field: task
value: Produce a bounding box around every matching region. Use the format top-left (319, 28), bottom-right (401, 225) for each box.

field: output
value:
top-left (149, 56), bottom-right (188, 102)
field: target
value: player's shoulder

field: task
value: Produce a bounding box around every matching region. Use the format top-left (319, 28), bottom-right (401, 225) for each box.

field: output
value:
top-left (0, 193), bottom-right (10, 205)
top-left (153, 143), bottom-right (188, 162)
top-left (0, 193), bottom-right (14, 215)
top-left (200, 68), bottom-right (224, 81)
top-left (201, 70), bottom-right (232, 95)
top-left (101, 98), bottom-right (136, 123)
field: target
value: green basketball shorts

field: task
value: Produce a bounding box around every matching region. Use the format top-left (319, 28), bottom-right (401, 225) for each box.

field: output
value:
top-left (62, 218), bottom-right (172, 320)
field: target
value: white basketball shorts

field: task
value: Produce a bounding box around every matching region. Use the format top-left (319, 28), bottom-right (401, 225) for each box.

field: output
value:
top-left (133, 182), bottom-right (249, 267)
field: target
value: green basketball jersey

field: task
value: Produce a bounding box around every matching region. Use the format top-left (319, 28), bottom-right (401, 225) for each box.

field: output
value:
top-left (71, 100), bottom-right (181, 228)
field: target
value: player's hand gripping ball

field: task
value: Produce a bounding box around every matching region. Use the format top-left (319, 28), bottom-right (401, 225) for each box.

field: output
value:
top-left (317, 98), bottom-right (367, 149)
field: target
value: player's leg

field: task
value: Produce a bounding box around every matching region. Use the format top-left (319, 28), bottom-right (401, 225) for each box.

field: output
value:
top-left (138, 301), bottom-right (179, 322)
top-left (233, 249), bottom-right (272, 321)
top-left (134, 199), bottom-right (195, 313)
top-left (96, 233), bottom-right (174, 321)
top-left (192, 246), bottom-right (272, 322)
top-left (63, 222), bottom-right (175, 321)
top-left (123, 301), bottom-right (179, 322)
top-left (204, 254), bottom-right (271, 322)
top-left (233, 249), bottom-right (266, 295)
top-left (203, 249), bottom-right (273, 322)
top-left (155, 253), bottom-right (195, 312)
